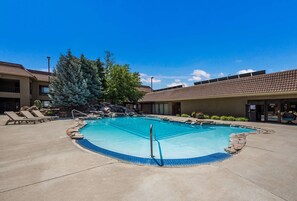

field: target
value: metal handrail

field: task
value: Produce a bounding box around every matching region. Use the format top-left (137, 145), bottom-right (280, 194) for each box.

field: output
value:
top-left (71, 109), bottom-right (88, 119)
top-left (150, 124), bottom-right (154, 158)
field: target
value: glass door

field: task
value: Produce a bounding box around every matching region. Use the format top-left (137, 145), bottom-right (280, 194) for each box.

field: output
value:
top-left (267, 103), bottom-right (280, 122)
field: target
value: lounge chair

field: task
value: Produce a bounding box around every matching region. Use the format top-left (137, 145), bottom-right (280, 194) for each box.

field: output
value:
top-left (31, 110), bottom-right (59, 120)
top-left (4, 111), bottom-right (40, 125)
top-left (20, 111), bottom-right (46, 122)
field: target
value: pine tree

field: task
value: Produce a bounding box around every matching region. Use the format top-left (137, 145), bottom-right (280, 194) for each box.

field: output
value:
top-left (49, 50), bottom-right (90, 108)
top-left (80, 54), bottom-right (103, 102)
top-left (95, 58), bottom-right (106, 99)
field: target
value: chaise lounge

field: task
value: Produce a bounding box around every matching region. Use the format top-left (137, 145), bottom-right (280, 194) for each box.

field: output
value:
top-left (4, 111), bottom-right (40, 125)
top-left (31, 110), bottom-right (59, 120)
top-left (20, 111), bottom-right (46, 123)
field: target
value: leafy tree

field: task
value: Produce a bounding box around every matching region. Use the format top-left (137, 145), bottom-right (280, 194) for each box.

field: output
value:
top-left (106, 64), bottom-right (144, 104)
top-left (49, 50), bottom-right (90, 108)
top-left (80, 54), bottom-right (103, 102)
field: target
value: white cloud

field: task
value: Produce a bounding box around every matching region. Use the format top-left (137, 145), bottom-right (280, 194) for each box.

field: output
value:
top-left (218, 72), bottom-right (224, 77)
top-left (237, 69), bottom-right (255, 74)
top-left (140, 73), bottom-right (161, 83)
top-left (188, 69), bottom-right (210, 81)
top-left (167, 79), bottom-right (188, 87)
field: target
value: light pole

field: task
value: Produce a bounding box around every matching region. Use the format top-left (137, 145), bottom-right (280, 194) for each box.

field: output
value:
top-left (150, 77), bottom-right (154, 92)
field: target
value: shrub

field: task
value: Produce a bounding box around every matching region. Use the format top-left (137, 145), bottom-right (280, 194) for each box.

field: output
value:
top-left (211, 115), bottom-right (220, 120)
top-left (204, 115), bottom-right (210, 119)
top-left (176, 114), bottom-right (180, 117)
top-left (220, 116), bottom-right (229, 121)
top-left (34, 100), bottom-right (42, 109)
top-left (191, 112), bottom-right (196, 117)
top-left (46, 110), bottom-right (54, 116)
top-left (181, 114), bottom-right (190, 117)
top-left (235, 117), bottom-right (249, 122)
top-left (227, 116), bottom-right (236, 121)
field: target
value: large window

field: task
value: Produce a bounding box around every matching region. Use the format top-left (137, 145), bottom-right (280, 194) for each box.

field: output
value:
top-left (39, 85), bottom-right (49, 95)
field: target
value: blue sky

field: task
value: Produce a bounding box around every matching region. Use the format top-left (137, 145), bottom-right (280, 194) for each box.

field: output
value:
top-left (1, 0), bottom-right (297, 89)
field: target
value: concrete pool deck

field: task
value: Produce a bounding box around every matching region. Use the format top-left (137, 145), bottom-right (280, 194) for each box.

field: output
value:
top-left (0, 115), bottom-right (296, 201)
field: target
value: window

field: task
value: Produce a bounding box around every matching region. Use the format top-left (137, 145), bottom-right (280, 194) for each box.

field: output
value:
top-left (41, 101), bottom-right (50, 108)
top-left (39, 86), bottom-right (49, 95)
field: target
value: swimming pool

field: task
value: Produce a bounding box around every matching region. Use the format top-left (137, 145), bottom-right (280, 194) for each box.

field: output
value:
top-left (77, 117), bottom-right (255, 166)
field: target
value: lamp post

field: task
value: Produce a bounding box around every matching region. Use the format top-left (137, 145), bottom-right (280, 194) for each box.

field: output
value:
top-left (150, 77), bottom-right (154, 92)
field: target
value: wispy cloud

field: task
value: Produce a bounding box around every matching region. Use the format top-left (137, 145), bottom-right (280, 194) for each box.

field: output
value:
top-left (218, 72), bottom-right (224, 77)
top-left (237, 69), bottom-right (255, 74)
top-left (188, 69), bottom-right (210, 81)
top-left (140, 73), bottom-right (161, 83)
top-left (167, 79), bottom-right (188, 87)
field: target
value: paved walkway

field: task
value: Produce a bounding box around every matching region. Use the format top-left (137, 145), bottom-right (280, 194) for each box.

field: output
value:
top-left (0, 115), bottom-right (296, 201)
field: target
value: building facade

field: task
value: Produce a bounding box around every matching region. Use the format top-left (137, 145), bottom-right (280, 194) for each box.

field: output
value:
top-left (0, 61), bottom-right (50, 113)
top-left (139, 70), bottom-right (297, 123)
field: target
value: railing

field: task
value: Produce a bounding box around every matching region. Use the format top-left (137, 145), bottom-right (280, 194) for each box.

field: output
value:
top-left (150, 124), bottom-right (154, 158)
top-left (0, 86), bottom-right (20, 93)
top-left (71, 109), bottom-right (88, 119)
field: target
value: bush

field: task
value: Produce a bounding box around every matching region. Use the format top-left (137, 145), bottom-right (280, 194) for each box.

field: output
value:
top-left (181, 114), bottom-right (190, 117)
top-left (34, 100), bottom-right (42, 110)
top-left (204, 115), bottom-right (210, 119)
top-left (191, 112), bottom-right (196, 117)
top-left (176, 114), bottom-right (180, 117)
top-left (220, 116), bottom-right (229, 121)
top-left (235, 117), bottom-right (249, 122)
top-left (211, 115), bottom-right (220, 120)
top-left (46, 110), bottom-right (55, 116)
top-left (227, 116), bottom-right (236, 121)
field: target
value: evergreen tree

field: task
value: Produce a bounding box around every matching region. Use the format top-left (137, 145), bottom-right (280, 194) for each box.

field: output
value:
top-left (49, 50), bottom-right (90, 108)
top-left (80, 54), bottom-right (103, 102)
top-left (95, 58), bottom-right (106, 99)
top-left (104, 50), bottom-right (115, 74)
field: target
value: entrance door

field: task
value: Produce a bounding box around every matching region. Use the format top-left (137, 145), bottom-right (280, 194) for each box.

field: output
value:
top-left (267, 102), bottom-right (280, 122)
top-left (172, 102), bottom-right (181, 115)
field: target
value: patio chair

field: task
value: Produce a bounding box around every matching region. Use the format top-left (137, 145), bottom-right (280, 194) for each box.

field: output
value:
top-left (20, 111), bottom-right (46, 123)
top-left (31, 110), bottom-right (59, 120)
top-left (4, 111), bottom-right (40, 125)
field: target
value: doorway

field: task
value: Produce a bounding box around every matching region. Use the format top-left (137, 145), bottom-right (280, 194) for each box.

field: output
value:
top-left (172, 102), bottom-right (181, 115)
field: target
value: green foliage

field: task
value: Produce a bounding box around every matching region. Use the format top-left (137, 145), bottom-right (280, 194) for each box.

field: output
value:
top-left (181, 114), bottom-right (190, 117)
top-left (220, 116), bottom-right (228, 121)
top-left (34, 100), bottom-right (42, 109)
top-left (227, 116), bottom-right (236, 121)
top-left (204, 115), bottom-right (210, 119)
top-left (95, 58), bottom-right (106, 99)
top-left (45, 110), bottom-right (54, 116)
top-left (49, 50), bottom-right (90, 108)
top-left (236, 117), bottom-right (249, 121)
top-left (191, 112), bottom-right (196, 117)
top-left (176, 114), bottom-right (180, 117)
top-left (211, 115), bottom-right (220, 120)
top-left (80, 54), bottom-right (103, 102)
top-left (106, 64), bottom-right (144, 104)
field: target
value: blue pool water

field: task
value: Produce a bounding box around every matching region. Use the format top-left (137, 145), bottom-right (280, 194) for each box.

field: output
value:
top-left (78, 117), bottom-right (255, 166)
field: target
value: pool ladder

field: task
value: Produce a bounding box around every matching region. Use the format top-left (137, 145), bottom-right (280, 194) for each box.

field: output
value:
top-left (150, 124), bottom-right (154, 158)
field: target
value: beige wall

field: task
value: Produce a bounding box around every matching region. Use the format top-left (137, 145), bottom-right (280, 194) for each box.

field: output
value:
top-left (0, 74), bottom-right (50, 107)
top-left (31, 81), bottom-right (50, 102)
top-left (181, 94), bottom-right (297, 117)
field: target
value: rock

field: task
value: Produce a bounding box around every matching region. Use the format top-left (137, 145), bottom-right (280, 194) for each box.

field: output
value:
top-left (233, 143), bottom-right (244, 150)
top-left (224, 146), bottom-right (237, 154)
top-left (71, 133), bottom-right (84, 139)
